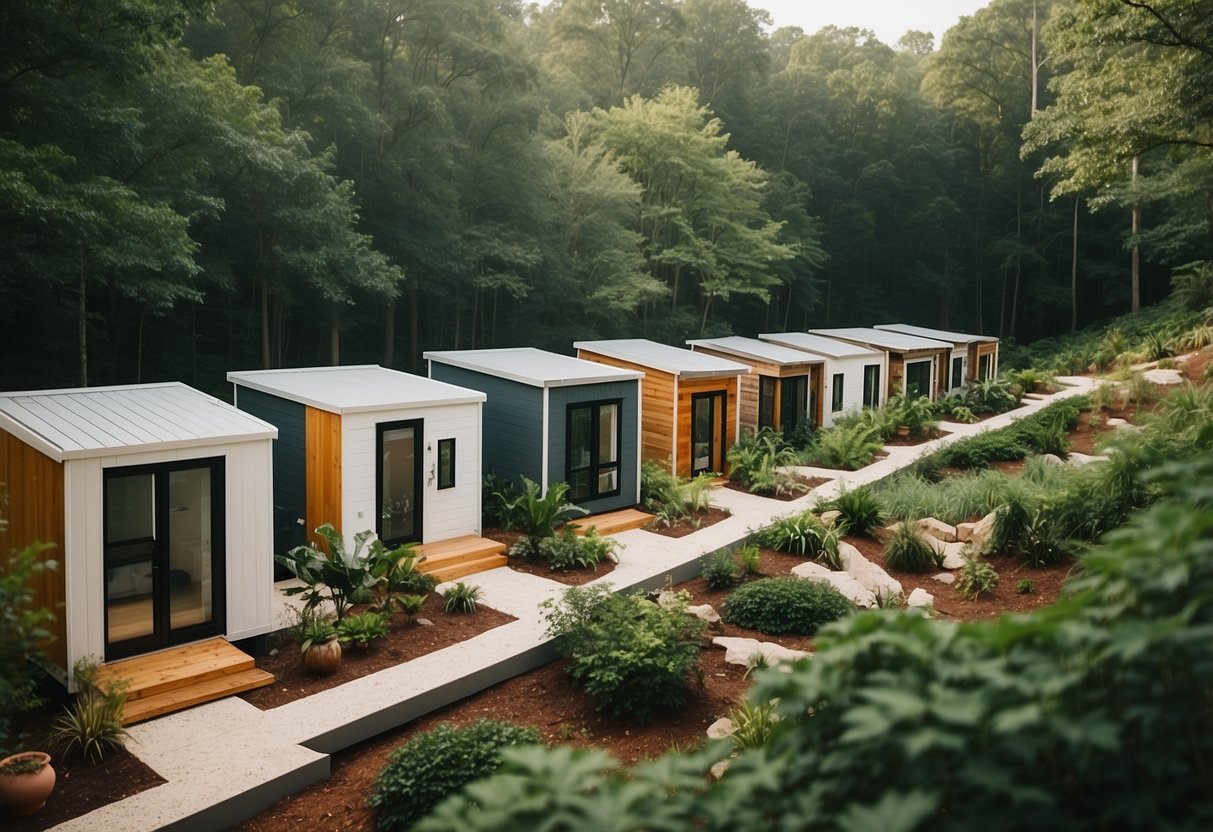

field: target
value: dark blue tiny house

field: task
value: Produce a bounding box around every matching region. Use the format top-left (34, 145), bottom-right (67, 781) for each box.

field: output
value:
top-left (425, 348), bottom-right (644, 514)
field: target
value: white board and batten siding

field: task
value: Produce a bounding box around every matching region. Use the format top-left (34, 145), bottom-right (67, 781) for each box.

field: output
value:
top-left (757, 333), bottom-right (887, 425)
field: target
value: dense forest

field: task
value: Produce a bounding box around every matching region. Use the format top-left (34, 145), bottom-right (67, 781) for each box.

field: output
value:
top-left (1, 0), bottom-right (1209, 393)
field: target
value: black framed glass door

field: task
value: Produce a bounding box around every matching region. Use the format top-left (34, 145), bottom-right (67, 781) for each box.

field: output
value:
top-left (377, 419), bottom-right (423, 545)
top-left (691, 391), bottom-right (726, 477)
top-left (104, 459), bottom-right (225, 661)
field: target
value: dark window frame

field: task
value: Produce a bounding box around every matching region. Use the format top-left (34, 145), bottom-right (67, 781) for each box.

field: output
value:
top-left (566, 399), bottom-right (623, 502)
top-left (376, 418), bottom-right (424, 546)
top-left (905, 359), bottom-right (933, 399)
top-left (436, 437), bottom-right (456, 490)
top-left (863, 364), bottom-right (881, 408)
top-left (758, 376), bottom-right (777, 431)
top-left (831, 373), bottom-right (845, 413)
top-left (951, 356), bottom-right (964, 390)
top-left (780, 374), bottom-right (808, 433)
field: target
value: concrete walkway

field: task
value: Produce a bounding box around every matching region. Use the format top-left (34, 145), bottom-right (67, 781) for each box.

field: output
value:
top-left (54, 378), bottom-right (1094, 831)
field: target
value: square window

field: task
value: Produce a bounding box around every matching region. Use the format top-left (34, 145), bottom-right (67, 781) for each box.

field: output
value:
top-left (437, 438), bottom-right (456, 490)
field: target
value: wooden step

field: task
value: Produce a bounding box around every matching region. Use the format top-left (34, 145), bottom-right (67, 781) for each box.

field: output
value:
top-left (96, 637), bottom-right (255, 702)
top-left (427, 554), bottom-right (509, 584)
top-left (571, 508), bottom-right (654, 536)
top-left (417, 535), bottom-right (507, 575)
top-left (119, 667), bottom-right (277, 725)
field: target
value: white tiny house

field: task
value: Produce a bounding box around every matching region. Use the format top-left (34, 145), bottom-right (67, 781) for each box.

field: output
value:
top-left (874, 323), bottom-right (1000, 393)
top-left (758, 332), bottom-right (887, 425)
top-left (0, 383), bottom-right (277, 677)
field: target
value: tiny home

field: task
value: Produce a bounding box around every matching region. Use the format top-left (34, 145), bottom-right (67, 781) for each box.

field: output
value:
top-left (425, 348), bottom-right (644, 514)
top-left (574, 339), bottom-right (749, 479)
top-left (0, 383), bottom-right (277, 676)
top-left (686, 336), bottom-right (825, 434)
top-left (758, 332), bottom-right (887, 425)
top-left (874, 323), bottom-right (999, 391)
top-left (228, 366), bottom-right (485, 556)
top-left (808, 328), bottom-right (952, 402)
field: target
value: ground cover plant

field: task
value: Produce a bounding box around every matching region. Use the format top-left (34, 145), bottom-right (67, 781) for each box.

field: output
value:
top-left (749, 511), bottom-right (842, 569)
top-left (721, 577), bottom-right (853, 636)
top-left (820, 486), bottom-right (884, 536)
top-left (0, 543), bottom-right (56, 752)
top-left (726, 428), bottom-right (805, 496)
top-left (640, 461), bottom-right (715, 528)
top-left (882, 521), bottom-right (942, 572)
top-left (801, 415), bottom-right (884, 470)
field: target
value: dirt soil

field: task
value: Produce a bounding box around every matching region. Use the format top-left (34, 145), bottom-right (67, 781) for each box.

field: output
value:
top-left (484, 527), bottom-right (619, 585)
top-left (721, 474), bottom-right (833, 501)
top-left (644, 506), bottom-right (731, 538)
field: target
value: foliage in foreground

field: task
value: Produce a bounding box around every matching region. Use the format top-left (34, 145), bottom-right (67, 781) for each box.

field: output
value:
top-left (721, 577), bottom-right (854, 636)
top-left (0, 543), bottom-right (57, 752)
top-left (51, 657), bottom-right (129, 762)
top-left (416, 451), bottom-right (1213, 832)
top-left (369, 719), bottom-right (540, 832)
top-left (541, 584), bottom-right (705, 724)
top-left (640, 461), bottom-right (714, 527)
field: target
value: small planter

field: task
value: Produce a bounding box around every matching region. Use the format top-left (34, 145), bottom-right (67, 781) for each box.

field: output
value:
top-left (895, 425), bottom-right (911, 438)
top-left (0, 752), bottom-right (56, 815)
top-left (301, 634), bottom-right (342, 674)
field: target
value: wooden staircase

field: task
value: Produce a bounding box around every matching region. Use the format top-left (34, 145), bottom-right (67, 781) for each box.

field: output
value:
top-left (95, 637), bottom-right (276, 726)
top-left (417, 534), bottom-right (509, 583)
top-left (570, 507), bottom-right (654, 536)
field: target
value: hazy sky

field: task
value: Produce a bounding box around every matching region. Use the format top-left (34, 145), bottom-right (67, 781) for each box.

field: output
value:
top-left (752, 0), bottom-right (990, 48)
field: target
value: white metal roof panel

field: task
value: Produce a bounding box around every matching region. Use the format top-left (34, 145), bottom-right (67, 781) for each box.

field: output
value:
top-left (227, 365), bottom-right (485, 414)
top-left (758, 332), bottom-right (883, 359)
top-left (874, 323), bottom-right (998, 345)
top-left (686, 336), bottom-right (825, 367)
top-left (808, 327), bottom-right (953, 352)
top-left (574, 339), bottom-right (750, 378)
top-left (0, 382), bottom-right (278, 462)
top-left (424, 348), bottom-right (643, 389)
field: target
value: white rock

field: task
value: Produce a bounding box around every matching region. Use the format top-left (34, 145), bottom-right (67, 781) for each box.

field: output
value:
top-left (955, 522), bottom-right (974, 543)
top-left (1143, 368), bottom-right (1183, 385)
top-left (968, 511), bottom-right (997, 554)
top-left (820, 509), bottom-right (843, 529)
top-left (415, 618), bottom-right (434, 627)
top-left (1039, 453), bottom-right (1066, 466)
top-left (1067, 452), bottom-right (1110, 467)
top-left (688, 604), bottom-right (721, 624)
top-left (710, 760), bottom-right (732, 780)
top-left (706, 717), bottom-right (736, 740)
top-left (712, 636), bottom-right (810, 667)
top-left (791, 561), bottom-right (877, 608)
top-left (906, 588), bottom-right (935, 608)
top-left (914, 517), bottom-right (957, 543)
top-left (1106, 417), bottom-right (1130, 429)
top-left (921, 534), bottom-right (947, 556)
top-left (932, 572), bottom-right (956, 585)
top-left (838, 541), bottom-right (902, 598)
top-left (941, 542), bottom-right (968, 570)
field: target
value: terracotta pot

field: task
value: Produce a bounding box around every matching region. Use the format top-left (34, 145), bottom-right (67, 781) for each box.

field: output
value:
top-left (0, 751), bottom-right (56, 815)
top-left (302, 635), bottom-right (342, 674)
top-left (895, 425), bottom-right (910, 437)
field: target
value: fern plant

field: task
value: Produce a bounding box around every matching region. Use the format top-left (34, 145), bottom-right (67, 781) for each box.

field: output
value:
top-left (883, 521), bottom-right (941, 573)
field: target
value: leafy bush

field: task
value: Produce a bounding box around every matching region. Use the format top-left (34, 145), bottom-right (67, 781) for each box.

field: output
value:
top-left (722, 577), bottom-right (853, 635)
top-left (955, 554), bottom-right (998, 599)
top-left (826, 486), bottom-right (885, 535)
top-left (276, 524), bottom-right (385, 621)
top-left (442, 582), bottom-right (483, 614)
top-left (482, 472), bottom-right (517, 528)
top-left (1006, 368), bottom-right (1053, 396)
top-left (888, 393), bottom-right (938, 437)
top-left (373, 543), bottom-right (432, 619)
top-left (542, 584), bottom-right (705, 723)
top-left (498, 478), bottom-right (588, 557)
top-left (924, 429), bottom-right (1028, 473)
top-left (537, 528), bottom-right (618, 571)
top-left (883, 521), bottom-right (941, 573)
top-left (370, 719), bottom-right (540, 831)
top-left (960, 376), bottom-right (1021, 414)
top-left (51, 657), bottom-right (128, 762)
top-left (701, 548), bottom-right (742, 590)
top-left (0, 543), bottom-right (57, 749)
top-left (738, 543), bottom-right (761, 575)
top-left (751, 510), bottom-right (840, 567)
top-left (802, 418), bottom-right (884, 470)
top-left (336, 611), bottom-right (390, 647)
top-left (1017, 578), bottom-right (1035, 595)
top-left (727, 700), bottom-right (778, 751)
top-left (640, 461), bottom-right (714, 526)
top-left (1170, 260), bottom-right (1213, 311)
top-left (727, 428), bottom-right (805, 496)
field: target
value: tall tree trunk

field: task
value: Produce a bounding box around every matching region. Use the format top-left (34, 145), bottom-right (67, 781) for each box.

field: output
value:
top-left (453, 285), bottom-right (461, 349)
top-left (383, 298), bottom-right (395, 366)
top-left (1009, 190), bottom-right (1022, 338)
top-left (409, 285), bottom-right (419, 372)
top-left (1131, 155), bottom-right (1141, 312)
top-left (1071, 196), bottom-right (1080, 334)
top-left (1030, 1), bottom-right (1039, 114)
top-left (78, 245), bottom-right (88, 386)
top-left (136, 308), bottom-right (146, 383)
top-left (330, 305), bottom-right (340, 365)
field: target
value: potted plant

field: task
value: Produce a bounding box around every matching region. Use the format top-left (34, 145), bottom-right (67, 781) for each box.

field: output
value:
top-left (0, 751), bottom-right (56, 815)
top-left (297, 617), bottom-right (341, 674)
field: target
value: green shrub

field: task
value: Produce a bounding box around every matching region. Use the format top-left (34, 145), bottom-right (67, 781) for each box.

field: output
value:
top-left (883, 521), bottom-right (941, 573)
top-left (727, 428), bottom-right (805, 496)
top-left (888, 393), bottom-right (938, 437)
top-left (0, 543), bottom-right (57, 749)
top-left (537, 528), bottom-right (618, 571)
top-left (961, 376), bottom-right (1021, 414)
top-left (542, 585), bottom-right (705, 723)
top-left (827, 486), bottom-right (885, 535)
top-left (750, 511), bottom-right (820, 557)
top-left (497, 478), bottom-right (588, 556)
top-left (1091, 381), bottom-right (1119, 410)
top-left (802, 419), bottom-right (884, 470)
top-left (701, 548), bottom-right (742, 590)
top-left (640, 461), bottom-right (713, 525)
top-left (370, 719), bottom-right (540, 831)
top-left (483, 472), bottom-right (517, 527)
top-left (442, 582), bottom-right (483, 614)
top-left (51, 657), bottom-right (129, 762)
top-left (1017, 578), bottom-right (1036, 595)
top-left (727, 700), bottom-right (778, 751)
top-left (738, 544), bottom-right (761, 575)
top-left (955, 555), bottom-right (999, 600)
top-left (926, 430), bottom-right (1028, 472)
top-left (1169, 260), bottom-right (1213, 311)
top-left (722, 577), bottom-right (854, 635)
top-left (275, 524), bottom-right (384, 621)
top-left (336, 611), bottom-right (389, 647)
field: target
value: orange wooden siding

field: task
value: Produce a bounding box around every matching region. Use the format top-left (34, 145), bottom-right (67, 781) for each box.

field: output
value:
top-left (577, 350), bottom-right (677, 473)
top-left (0, 429), bottom-right (67, 671)
top-left (675, 375), bottom-right (740, 479)
top-left (305, 407), bottom-right (342, 547)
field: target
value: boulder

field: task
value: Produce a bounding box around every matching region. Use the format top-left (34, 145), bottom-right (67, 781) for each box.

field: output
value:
top-left (1039, 453), bottom-right (1066, 466)
top-left (940, 542), bottom-right (968, 570)
top-left (932, 572), bottom-right (956, 585)
top-left (819, 509), bottom-right (843, 529)
top-left (1067, 452), bottom-right (1110, 467)
top-left (791, 561), bottom-right (877, 608)
top-left (706, 717), bottom-right (736, 740)
top-left (688, 604), bottom-right (721, 624)
top-left (955, 521), bottom-right (974, 543)
top-left (710, 760), bottom-right (732, 780)
top-left (906, 588), bottom-right (935, 608)
top-left (1106, 417), bottom-right (1131, 429)
top-left (838, 541), bottom-right (902, 598)
top-left (712, 636), bottom-right (810, 667)
top-left (914, 517), bottom-right (957, 543)
top-left (967, 511), bottom-right (997, 554)
top-left (1143, 368), bottom-right (1183, 385)
top-left (415, 618), bottom-right (434, 627)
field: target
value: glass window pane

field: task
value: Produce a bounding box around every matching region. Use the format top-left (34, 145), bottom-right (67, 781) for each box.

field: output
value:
top-left (168, 467), bottom-right (214, 630)
top-left (831, 373), bottom-right (845, 412)
top-left (598, 403), bottom-right (618, 464)
top-left (597, 467), bottom-right (618, 495)
top-left (759, 377), bottom-right (776, 429)
top-left (382, 426), bottom-right (416, 541)
top-left (570, 469), bottom-right (592, 501)
top-left (437, 438), bottom-right (455, 489)
top-left (863, 364), bottom-right (881, 408)
top-left (905, 360), bottom-right (932, 399)
top-left (570, 406), bottom-right (592, 470)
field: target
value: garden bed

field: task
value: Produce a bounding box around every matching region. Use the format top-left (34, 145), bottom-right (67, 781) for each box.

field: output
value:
top-left (483, 527), bottom-right (620, 585)
top-left (644, 506), bottom-right (731, 537)
top-left (721, 474), bottom-right (831, 501)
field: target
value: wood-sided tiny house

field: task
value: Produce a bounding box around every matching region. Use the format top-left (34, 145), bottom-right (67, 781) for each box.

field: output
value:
top-left (758, 332), bottom-right (887, 425)
top-left (686, 336), bottom-right (825, 434)
top-left (574, 339), bottom-right (749, 479)
top-left (874, 324), bottom-right (999, 393)
top-left (425, 348), bottom-right (644, 514)
top-left (228, 366), bottom-right (486, 559)
top-left (808, 328), bottom-right (952, 402)
top-left (0, 383), bottom-right (277, 677)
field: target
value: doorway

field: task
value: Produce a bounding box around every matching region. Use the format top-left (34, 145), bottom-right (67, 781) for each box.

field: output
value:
top-left (104, 459), bottom-right (225, 661)
top-left (377, 419), bottom-right (423, 545)
top-left (691, 391), bottom-right (726, 477)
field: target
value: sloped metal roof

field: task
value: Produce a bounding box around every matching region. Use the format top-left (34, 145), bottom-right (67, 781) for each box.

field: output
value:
top-left (227, 365), bottom-right (485, 414)
top-left (808, 327), bottom-right (953, 352)
top-left (574, 339), bottom-right (750, 378)
top-left (758, 332), bottom-right (883, 359)
top-left (0, 382), bottom-right (277, 462)
top-left (424, 348), bottom-right (643, 389)
top-left (687, 336), bottom-right (825, 367)
top-left (874, 323), bottom-right (998, 345)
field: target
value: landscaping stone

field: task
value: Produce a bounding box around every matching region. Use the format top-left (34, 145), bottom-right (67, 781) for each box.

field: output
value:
top-left (906, 588), bottom-right (934, 608)
top-left (838, 541), bottom-right (902, 598)
top-left (932, 572), bottom-right (956, 585)
top-left (941, 542), bottom-right (968, 570)
top-left (712, 636), bottom-right (810, 667)
top-left (1067, 452), bottom-right (1110, 467)
top-left (820, 509), bottom-right (842, 529)
top-left (710, 760), bottom-right (732, 780)
top-left (1143, 368), bottom-right (1183, 385)
top-left (706, 717), bottom-right (736, 740)
top-left (955, 521), bottom-right (974, 543)
top-left (415, 618), bottom-right (433, 627)
top-left (914, 517), bottom-right (957, 542)
top-left (791, 561), bottom-right (877, 608)
top-left (967, 511), bottom-right (997, 553)
top-left (1040, 453), bottom-right (1066, 466)
top-left (688, 604), bottom-right (721, 624)
top-left (1106, 417), bottom-right (1131, 429)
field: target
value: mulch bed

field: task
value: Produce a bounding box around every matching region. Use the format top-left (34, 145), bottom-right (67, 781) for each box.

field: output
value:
top-left (721, 475), bottom-right (832, 502)
top-left (483, 527), bottom-right (620, 585)
top-left (644, 506), bottom-right (731, 538)
top-left (883, 428), bottom-right (950, 447)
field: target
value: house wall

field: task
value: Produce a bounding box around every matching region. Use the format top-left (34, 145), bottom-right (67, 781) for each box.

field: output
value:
top-left (546, 380), bottom-right (641, 513)
top-left (823, 355), bottom-right (885, 425)
top-left (576, 351), bottom-right (677, 475)
top-left (61, 440), bottom-right (275, 676)
top-left (233, 387), bottom-right (307, 555)
top-left (675, 375), bottom-right (740, 480)
top-left (341, 402), bottom-right (482, 546)
top-left (306, 407), bottom-right (343, 545)
top-left (975, 342), bottom-right (999, 378)
top-left (0, 428), bottom-right (68, 673)
top-left (428, 364), bottom-right (544, 488)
